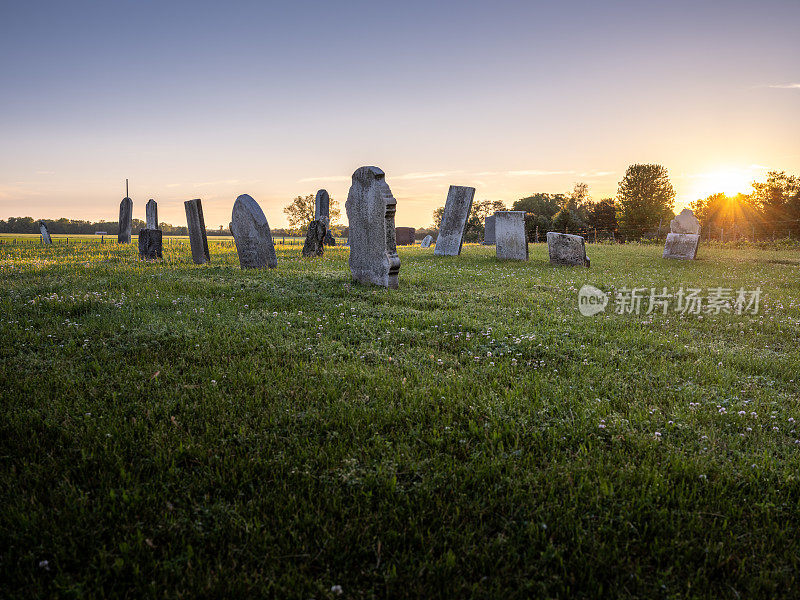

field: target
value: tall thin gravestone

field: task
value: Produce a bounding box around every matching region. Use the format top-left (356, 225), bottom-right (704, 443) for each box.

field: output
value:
top-left (118, 197), bottom-right (133, 244)
top-left (146, 199), bottom-right (158, 230)
top-left (434, 185), bottom-right (476, 256)
top-left (345, 166), bottom-right (400, 289)
top-left (230, 194), bottom-right (277, 268)
top-left (315, 189), bottom-right (330, 223)
top-left (184, 199), bottom-right (210, 264)
top-left (39, 221), bottom-right (52, 244)
top-left (483, 214), bottom-right (496, 244)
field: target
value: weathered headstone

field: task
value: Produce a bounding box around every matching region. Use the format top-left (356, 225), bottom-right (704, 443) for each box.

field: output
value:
top-left (670, 208), bottom-right (701, 234)
top-left (323, 231), bottom-right (336, 246)
top-left (184, 199), bottom-right (210, 264)
top-left (315, 189), bottom-right (330, 223)
top-left (434, 185), bottom-right (476, 256)
top-left (547, 232), bottom-right (590, 267)
top-left (420, 235), bottom-right (433, 248)
top-left (118, 197), bottom-right (133, 243)
top-left (138, 229), bottom-right (162, 259)
top-left (302, 220), bottom-right (326, 257)
top-left (39, 221), bottom-right (52, 244)
top-left (663, 233), bottom-right (700, 260)
top-left (146, 199), bottom-right (158, 230)
top-left (495, 211), bottom-right (528, 260)
top-left (396, 226), bottom-right (416, 246)
top-left (483, 214), bottom-right (496, 244)
top-left (229, 194), bottom-right (277, 269)
top-left (345, 166), bottom-right (400, 288)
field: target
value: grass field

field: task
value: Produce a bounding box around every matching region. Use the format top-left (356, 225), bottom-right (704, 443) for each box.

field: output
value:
top-left (1, 240), bottom-right (799, 598)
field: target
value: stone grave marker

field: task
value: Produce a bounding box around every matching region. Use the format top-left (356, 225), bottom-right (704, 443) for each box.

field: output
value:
top-left (184, 199), bottom-right (210, 264)
top-left (146, 199), bottom-right (158, 230)
top-left (230, 194), bottom-right (277, 268)
top-left (495, 211), bottom-right (528, 260)
top-left (138, 229), bottom-right (162, 259)
top-left (345, 166), bottom-right (400, 288)
top-left (483, 214), bottom-right (496, 244)
top-left (434, 185), bottom-right (476, 256)
top-left (315, 189), bottom-right (330, 223)
top-left (547, 232), bottom-right (590, 267)
top-left (39, 221), bottom-right (52, 244)
top-left (420, 235), bottom-right (433, 248)
top-left (118, 197), bottom-right (133, 244)
top-left (302, 220), bottom-right (326, 257)
top-left (396, 226), bottom-right (416, 246)
top-left (664, 208), bottom-right (700, 259)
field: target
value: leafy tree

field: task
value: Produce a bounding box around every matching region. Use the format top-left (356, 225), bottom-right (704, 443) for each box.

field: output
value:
top-left (431, 199), bottom-right (505, 242)
top-left (552, 208), bottom-right (582, 233)
top-left (283, 194), bottom-right (340, 233)
top-left (512, 193), bottom-right (562, 218)
top-left (751, 171), bottom-right (800, 235)
top-left (586, 198), bottom-right (618, 231)
top-left (616, 164), bottom-right (676, 238)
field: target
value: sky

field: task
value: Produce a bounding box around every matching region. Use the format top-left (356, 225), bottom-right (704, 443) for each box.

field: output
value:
top-left (1, 0), bottom-right (798, 229)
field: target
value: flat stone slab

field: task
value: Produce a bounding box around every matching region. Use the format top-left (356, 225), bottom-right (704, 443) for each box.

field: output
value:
top-left (345, 166), bottom-right (400, 288)
top-left (302, 219), bottom-right (326, 257)
top-left (138, 229), bottom-right (162, 259)
top-left (420, 235), bottom-right (433, 248)
top-left (435, 185), bottom-right (476, 256)
top-left (670, 208), bottom-right (700, 234)
top-left (483, 214), bottom-right (496, 244)
top-left (396, 226), bottom-right (416, 246)
top-left (39, 221), bottom-right (52, 244)
top-left (663, 232), bottom-right (700, 260)
top-left (230, 194), bottom-right (277, 268)
top-left (118, 197), bottom-right (133, 244)
top-left (547, 232), bottom-right (590, 267)
top-left (495, 211), bottom-right (528, 260)
top-left (184, 199), bottom-right (210, 264)
top-left (146, 199), bottom-right (158, 230)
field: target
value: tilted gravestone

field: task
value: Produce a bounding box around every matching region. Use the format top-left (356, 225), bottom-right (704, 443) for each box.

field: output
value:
top-left (315, 189), bottom-right (330, 223)
top-left (303, 220), bottom-right (326, 257)
top-left (146, 199), bottom-right (158, 230)
top-left (434, 185), bottom-right (476, 256)
top-left (184, 199), bottom-right (210, 264)
top-left (420, 235), bottom-right (433, 248)
top-left (138, 229), bottom-right (162, 259)
top-left (547, 232), bottom-right (590, 267)
top-left (396, 227), bottom-right (416, 246)
top-left (230, 194), bottom-right (277, 269)
top-left (483, 214), bottom-right (496, 244)
top-left (495, 211), bottom-right (528, 260)
top-left (118, 197), bottom-right (133, 243)
top-left (664, 208), bottom-right (700, 260)
top-left (345, 166), bottom-right (400, 288)
top-left (39, 221), bottom-right (52, 244)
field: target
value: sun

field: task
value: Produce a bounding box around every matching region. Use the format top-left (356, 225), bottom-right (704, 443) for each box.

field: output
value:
top-left (683, 168), bottom-right (760, 205)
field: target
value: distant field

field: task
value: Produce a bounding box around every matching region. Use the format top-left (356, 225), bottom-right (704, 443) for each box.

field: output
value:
top-left (0, 233), bottom-right (345, 245)
top-left (1, 241), bottom-right (799, 598)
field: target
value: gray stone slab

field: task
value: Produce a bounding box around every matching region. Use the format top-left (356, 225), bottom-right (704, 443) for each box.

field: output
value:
top-left (345, 166), bottom-right (400, 289)
top-left (302, 219), bottom-right (326, 257)
top-left (146, 199), bottom-right (158, 230)
top-left (138, 229), bottom-right (162, 259)
top-left (420, 235), bottom-right (433, 248)
top-left (315, 189), bottom-right (330, 223)
top-left (483, 214), bottom-right (496, 244)
top-left (118, 197), bottom-right (133, 244)
top-left (39, 221), bottom-right (52, 244)
top-left (495, 211), bottom-right (528, 260)
top-left (547, 232), bottom-right (590, 267)
top-left (396, 227), bottom-right (416, 246)
top-left (323, 230), bottom-right (336, 246)
top-left (663, 233), bottom-right (700, 260)
top-left (670, 208), bottom-right (700, 234)
top-left (184, 198), bottom-right (210, 264)
top-left (435, 185), bottom-right (476, 256)
top-left (230, 194), bottom-right (277, 269)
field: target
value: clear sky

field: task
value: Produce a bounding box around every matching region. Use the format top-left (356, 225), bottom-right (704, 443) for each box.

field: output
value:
top-left (1, 0), bottom-right (798, 228)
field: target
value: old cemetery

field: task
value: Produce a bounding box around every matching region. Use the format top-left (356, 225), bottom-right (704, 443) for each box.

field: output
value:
top-left (2, 169), bottom-right (800, 598)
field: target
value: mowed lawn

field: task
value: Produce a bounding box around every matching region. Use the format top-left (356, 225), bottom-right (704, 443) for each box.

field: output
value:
top-left (1, 240), bottom-right (799, 598)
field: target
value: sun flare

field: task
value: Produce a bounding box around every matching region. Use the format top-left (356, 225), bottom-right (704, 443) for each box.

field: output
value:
top-left (684, 168), bottom-right (761, 203)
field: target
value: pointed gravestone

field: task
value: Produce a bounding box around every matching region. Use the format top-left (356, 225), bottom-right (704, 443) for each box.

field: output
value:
top-left (315, 189), bottom-right (330, 223)
top-left (420, 235), bottom-right (433, 248)
top-left (230, 194), bottom-right (277, 269)
top-left (146, 199), bottom-right (158, 230)
top-left (664, 208), bottom-right (701, 260)
top-left (302, 220), bottom-right (326, 257)
top-left (496, 211), bottom-right (528, 260)
top-left (434, 185), bottom-right (476, 256)
top-left (39, 221), bottom-right (52, 245)
top-left (483, 214), bottom-right (496, 244)
top-left (345, 166), bottom-right (400, 289)
top-left (118, 197), bottom-right (133, 243)
top-left (547, 232), bottom-right (590, 267)
top-left (184, 199), bottom-right (210, 264)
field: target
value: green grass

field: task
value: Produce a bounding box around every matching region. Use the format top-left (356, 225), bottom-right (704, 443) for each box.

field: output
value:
top-left (1, 240), bottom-right (799, 598)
